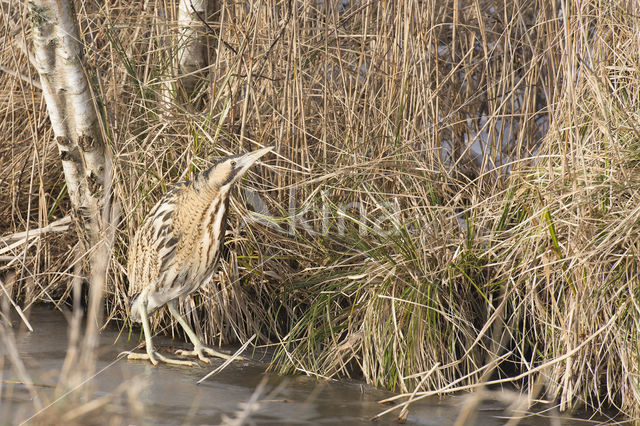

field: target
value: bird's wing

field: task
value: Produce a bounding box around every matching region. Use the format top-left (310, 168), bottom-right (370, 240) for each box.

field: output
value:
top-left (127, 189), bottom-right (183, 298)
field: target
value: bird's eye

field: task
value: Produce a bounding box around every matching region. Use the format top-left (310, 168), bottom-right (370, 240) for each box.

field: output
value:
top-left (230, 161), bottom-right (236, 168)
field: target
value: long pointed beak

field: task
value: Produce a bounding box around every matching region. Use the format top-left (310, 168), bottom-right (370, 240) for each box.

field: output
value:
top-left (235, 146), bottom-right (274, 177)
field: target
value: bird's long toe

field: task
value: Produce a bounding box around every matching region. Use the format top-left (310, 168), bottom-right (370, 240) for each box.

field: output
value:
top-left (202, 346), bottom-right (247, 361)
top-left (176, 346), bottom-right (244, 362)
top-left (126, 350), bottom-right (159, 365)
top-left (126, 350), bottom-right (196, 366)
top-left (155, 351), bottom-right (198, 366)
top-left (175, 349), bottom-right (211, 363)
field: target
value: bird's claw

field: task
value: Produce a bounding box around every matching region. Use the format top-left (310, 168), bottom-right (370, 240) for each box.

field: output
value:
top-left (125, 350), bottom-right (197, 366)
top-left (175, 346), bottom-right (245, 363)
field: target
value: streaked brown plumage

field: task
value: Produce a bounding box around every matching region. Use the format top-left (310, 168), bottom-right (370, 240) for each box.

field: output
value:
top-left (126, 146), bottom-right (273, 366)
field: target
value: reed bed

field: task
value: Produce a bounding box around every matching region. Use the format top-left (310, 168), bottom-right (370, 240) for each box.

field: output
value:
top-left (1, 0), bottom-right (639, 419)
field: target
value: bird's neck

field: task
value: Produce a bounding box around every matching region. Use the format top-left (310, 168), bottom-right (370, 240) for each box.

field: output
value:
top-left (200, 186), bottom-right (230, 250)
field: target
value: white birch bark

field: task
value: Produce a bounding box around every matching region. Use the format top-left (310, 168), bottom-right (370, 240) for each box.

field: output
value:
top-left (28, 0), bottom-right (109, 226)
top-left (30, 2), bottom-right (84, 208)
top-left (54, 1), bottom-right (105, 194)
top-left (177, 0), bottom-right (208, 100)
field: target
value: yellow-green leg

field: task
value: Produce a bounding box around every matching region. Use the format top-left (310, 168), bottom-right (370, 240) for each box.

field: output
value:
top-left (167, 300), bottom-right (240, 363)
top-left (126, 298), bottom-right (196, 367)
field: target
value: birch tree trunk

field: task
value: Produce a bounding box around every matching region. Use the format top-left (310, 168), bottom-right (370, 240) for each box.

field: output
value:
top-left (158, 0), bottom-right (212, 115)
top-left (28, 0), bottom-right (117, 390)
top-left (29, 0), bottom-right (110, 233)
top-left (177, 0), bottom-right (208, 101)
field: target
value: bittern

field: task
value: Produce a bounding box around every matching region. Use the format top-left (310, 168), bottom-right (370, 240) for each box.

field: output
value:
top-left (125, 146), bottom-right (273, 366)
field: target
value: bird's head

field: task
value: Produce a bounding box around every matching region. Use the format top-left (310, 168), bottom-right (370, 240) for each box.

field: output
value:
top-left (201, 146), bottom-right (273, 191)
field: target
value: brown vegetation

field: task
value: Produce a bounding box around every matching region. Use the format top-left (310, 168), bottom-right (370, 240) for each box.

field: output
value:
top-left (1, 0), bottom-right (639, 420)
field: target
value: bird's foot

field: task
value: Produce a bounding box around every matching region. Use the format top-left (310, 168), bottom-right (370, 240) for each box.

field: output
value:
top-left (175, 345), bottom-right (246, 363)
top-left (122, 350), bottom-right (197, 367)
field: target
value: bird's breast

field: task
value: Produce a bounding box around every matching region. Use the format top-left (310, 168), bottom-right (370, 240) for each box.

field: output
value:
top-left (172, 190), bottom-right (229, 295)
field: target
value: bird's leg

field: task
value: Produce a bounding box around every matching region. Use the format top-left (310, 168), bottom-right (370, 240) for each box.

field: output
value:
top-left (167, 300), bottom-right (242, 363)
top-left (126, 298), bottom-right (196, 367)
